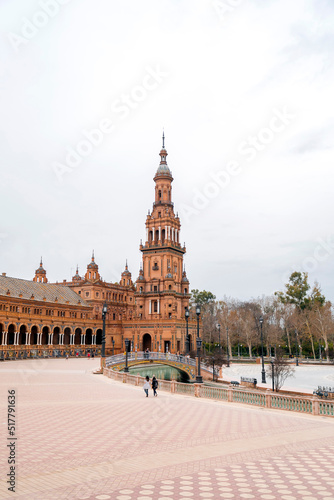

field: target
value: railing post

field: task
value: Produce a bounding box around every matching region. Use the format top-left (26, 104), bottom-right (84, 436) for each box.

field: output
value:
top-left (136, 375), bottom-right (140, 386)
top-left (266, 391), bottom-right (272, 409)
top-left (228, 387), bottom-right (233, 402)
top-left (171, 380), bottom-right (176, 393)
top-left (312, 397), bottom-right (319, 415)
top-left (194, 383), bottom-right (200, 397)
top-left (123, 373), bottom-right (127, 383)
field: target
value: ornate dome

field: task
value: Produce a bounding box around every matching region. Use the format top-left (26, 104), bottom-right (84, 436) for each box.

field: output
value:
top-left (156, 163), bottom-right (172, 176)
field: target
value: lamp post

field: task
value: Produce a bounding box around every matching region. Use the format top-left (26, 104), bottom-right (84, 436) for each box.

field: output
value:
top-left (196, 305), bottom-right (203, 383)
top-left (217, 323), bottom-right (221, 350)
top-left (196, 337), bottom-right (203, 383)
top-left (185, 307), bottom-right (190, 353)
top-left (270, 360), bottom-right (275, 391)
top-left (295, 329), bottom-right (299, 366)
top-left (124, 338), bottom-right (130, 372)
top-left (259, 316), bottom-right (266, 383)
top-left (102, 303), bottom-right (107, 360)
top-left (226, 326), bottom-right (230, 367)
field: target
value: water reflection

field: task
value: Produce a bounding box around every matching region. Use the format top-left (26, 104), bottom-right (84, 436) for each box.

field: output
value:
top-left (127, 363), bottom-right (189, 382)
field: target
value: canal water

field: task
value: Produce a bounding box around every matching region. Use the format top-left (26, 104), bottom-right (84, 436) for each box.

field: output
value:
top-left (127, 363), bottom-right (189, 382)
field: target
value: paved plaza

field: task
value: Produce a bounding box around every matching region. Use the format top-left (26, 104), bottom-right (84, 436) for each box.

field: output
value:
top-left (1, 359), bottom-right (334, 500)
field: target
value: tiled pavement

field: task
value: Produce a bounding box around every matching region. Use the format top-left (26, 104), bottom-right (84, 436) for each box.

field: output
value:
top-left (1, 359), bottom-right (334, 500)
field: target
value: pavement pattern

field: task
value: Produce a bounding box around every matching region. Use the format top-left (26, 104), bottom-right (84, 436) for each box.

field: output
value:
top-left (1, 359), bottom-right (334, 500)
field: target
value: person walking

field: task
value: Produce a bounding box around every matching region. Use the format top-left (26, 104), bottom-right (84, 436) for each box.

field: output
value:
top-left (143, 376), bottom-right (150, 397)
top-left (152, 376), bottom-right (158, 397)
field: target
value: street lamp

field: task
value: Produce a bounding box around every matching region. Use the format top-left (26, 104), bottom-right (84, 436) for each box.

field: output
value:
top-left (295, 329), bottom-right (299, 366)
top-left (196, 337), bottom-right (203, 383)
top-left (226, 326), bottom-right (230, 367)
top-left (102, 303), bottom-right (108, 359)
top-left (124, 338), bottom-right (130, 372)
top-left (259, 316), bottom-right (266, 384)
top-left (216, 323), bottom-right (221, 350)
top-left (196, 305), bottom-right (203, 383)
top-left (185, 307), bottom-right (190, 353)
top-left (270, 360), bottom-right (275, 391)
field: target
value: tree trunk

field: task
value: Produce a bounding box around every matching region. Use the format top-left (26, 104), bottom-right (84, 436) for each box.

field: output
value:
top-left (323, 335), bottom-right (329, 362)
top-left (285, 328), bottom-right (291, 355)
top-left (305, 320), bottom-right (316, 360)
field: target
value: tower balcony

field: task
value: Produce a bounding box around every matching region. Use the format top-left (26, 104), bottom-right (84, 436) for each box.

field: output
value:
top-left (140, 241), bottom-right (186, 253)
top-left (153, 200), bottom-right (174, 208)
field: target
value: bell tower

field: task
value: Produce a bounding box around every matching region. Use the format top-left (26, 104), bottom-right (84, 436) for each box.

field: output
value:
top-left (134, 134), bottom-right (190, 352)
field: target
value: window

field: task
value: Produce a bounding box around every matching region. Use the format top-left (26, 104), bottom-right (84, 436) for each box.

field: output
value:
top-left (153, 301), bottom-right (158, 313)
top-left (85, 292), bottom-right (89, 297)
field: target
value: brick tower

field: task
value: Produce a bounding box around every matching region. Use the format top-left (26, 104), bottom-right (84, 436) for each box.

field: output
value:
top-left (130, 133), bottom-right (191, 353)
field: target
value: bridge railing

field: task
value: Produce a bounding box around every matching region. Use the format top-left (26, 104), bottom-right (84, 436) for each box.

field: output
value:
top-left (105, 351), bottom-right (213, 373)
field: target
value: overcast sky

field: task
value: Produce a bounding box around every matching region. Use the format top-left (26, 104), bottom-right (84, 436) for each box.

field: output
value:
top-left (1, 0), bottom-right (334, 303)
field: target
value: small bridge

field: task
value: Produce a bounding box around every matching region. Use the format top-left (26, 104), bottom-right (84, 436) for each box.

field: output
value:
top-left (105, 351), bottom-right (214, 381)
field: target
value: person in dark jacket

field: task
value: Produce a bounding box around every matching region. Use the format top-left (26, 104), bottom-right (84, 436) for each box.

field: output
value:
top-left (152, 376), bottom-right (158, 396)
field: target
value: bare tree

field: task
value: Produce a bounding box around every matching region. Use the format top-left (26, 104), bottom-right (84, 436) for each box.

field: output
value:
top-left (266, 349), bottom-right (295, 391)
top-left (202, 348), bottom-right (227, 381)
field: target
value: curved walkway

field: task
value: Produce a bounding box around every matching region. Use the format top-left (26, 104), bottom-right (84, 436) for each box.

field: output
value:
top-left (1, 359), bottom-right (334, 499)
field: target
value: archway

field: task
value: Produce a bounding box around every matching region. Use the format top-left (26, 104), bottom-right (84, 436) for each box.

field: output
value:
top-left (41, 326), bottom-right (49, 345)
top-left (0, 323), bottom-right (3, 345)
top-left (19, 325), bottom-right (27, 345)
top-left (7, 325), bottom-right (15, 345)
top-left (53, 326), bottom-right (60, 345)
top-left (8, 324), bottom-right (15, 345)
top-left (85, 329), bottom-right (92, 345)
top-left (64, 327), bottom-right (71, 345)
top-left (8, 324), bottom-right (16, 345)
top-left (96, 329), bottom-right (102, 345)
top-left (31, 325), bottom-right (38, 345)
top-left (143, 333), bottom-right (151, 351)
top-left (74, 328), bottom-right (81, 345)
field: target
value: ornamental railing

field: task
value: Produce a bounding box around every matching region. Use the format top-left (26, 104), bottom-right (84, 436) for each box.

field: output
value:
top-left (103, 367), bottom-right (332, 417)
top-left (105, 351), bottom-right (213, 373)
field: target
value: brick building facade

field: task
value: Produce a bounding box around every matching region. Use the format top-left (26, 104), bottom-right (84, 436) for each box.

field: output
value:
top-left (0, 138), bottom-right (197, 359)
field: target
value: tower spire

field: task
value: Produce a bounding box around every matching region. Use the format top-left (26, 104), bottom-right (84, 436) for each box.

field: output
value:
top-left (162, 129), bottom-right (165, 149)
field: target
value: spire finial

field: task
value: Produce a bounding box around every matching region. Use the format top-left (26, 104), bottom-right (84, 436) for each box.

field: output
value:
top-left (92, 250), bottom-right (95, 262)
top-left (40, 257), bottom-right (43, 266)
top-left (125, 259), bottom-right (128, 270)
top-left (76, 264), bottom-right (79, 274)
top-left (162, 129), bottom-right (165, 149)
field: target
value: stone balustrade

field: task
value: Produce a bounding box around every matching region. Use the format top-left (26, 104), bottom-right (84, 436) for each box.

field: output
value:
top-left (104, 367), bottom-right (334, 418)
